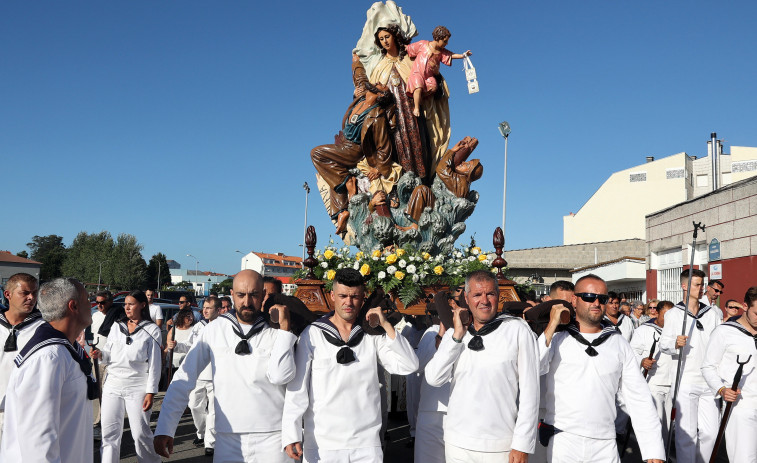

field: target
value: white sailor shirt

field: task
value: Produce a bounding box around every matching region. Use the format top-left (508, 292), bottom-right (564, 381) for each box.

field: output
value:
top-left (99, 319), bottom-right (162, 393)
top-left (660, 302), bottom-right (721, 384)
top-left (630, 320), bottom-right (675, 388)
top-left (0, 335), bottom-right (93, 462)
top-left (604, 313), bottom-right (635, 342)
top-left (416, 325), bottom-right (450, 413)
top-left (538, 325), bottom-right (665, 461)
top-left (424, 315), bottom-right (539, 454)
top-left (281, 316), bottom-right (418, 451)
top-left (701, 319), bottom-right (757, 409)
top-left (155, 313), bottom-right (297, 436)
top-left (0, 310), bottom-right (44, 410)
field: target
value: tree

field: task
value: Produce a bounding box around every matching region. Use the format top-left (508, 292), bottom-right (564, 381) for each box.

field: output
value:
top-left (27, 235), bottom-right (67, 280)
top-left (110, 234), bottom-right (147, 290)
top-left (145, 253), bottom-right (171, 290)
top-left (62, 231), bottom-right (115, 286)
top-left (16, 250), bottom-right (28, 258)
top-left (211, 278), bottom-right (233, 295)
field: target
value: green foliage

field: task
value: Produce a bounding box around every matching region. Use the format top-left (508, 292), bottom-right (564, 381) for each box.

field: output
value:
top-left (16, 250), bottom-right (28, 258)
top-left (146, 253), bottom-right (171, 290)
top-left (62, 231), bottom-right (115, 286)
top-left (27, 235), bottom-right (67, 280)
top-left (211, 278), bottom-right (233, 295)
top-left (110, 234), bottom-right (147, 290)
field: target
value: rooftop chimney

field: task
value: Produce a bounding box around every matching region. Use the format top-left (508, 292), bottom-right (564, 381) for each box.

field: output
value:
top-left (646, 156), bottom-right (654, 163)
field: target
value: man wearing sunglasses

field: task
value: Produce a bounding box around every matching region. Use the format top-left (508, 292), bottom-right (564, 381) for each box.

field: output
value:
top-left (660, 269), bottom-right (722, 463)
top-left (539, 274), bottom-right (665, 463)
top-left (702, 279), bottom-right (724, 316)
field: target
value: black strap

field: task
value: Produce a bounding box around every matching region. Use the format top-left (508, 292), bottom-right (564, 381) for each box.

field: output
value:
top-left (15, 323), bottom-right (99, 400)
top-left (605, 314), bottom-right (626, 335)
top-left (116, 318), bottom-right (159, 347)
top-left (675, 301), bottom-right (711, 330)
top-left (466, 314), bottom-right (514, 351)
top-left (566, 323), bottom-right (618, 356)
top-left (722, 319), bottom-right (757, 349)
top-left (221, 313), bottom-right (267, 355)
top-left (312, 314), bottom-right (365, 364)
top-left (0, 309), bottom-right (43, 352)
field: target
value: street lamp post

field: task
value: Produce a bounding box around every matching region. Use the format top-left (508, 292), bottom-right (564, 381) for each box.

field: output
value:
top-left (302, 182), bottom-right (311, 264)
top-left (235, 250), bottom-right (248, 270)
top-left (186, 254), bottom-right (199, 295)
top-left (498, 121), bottom-right (511, 245)
top-left (156, 261), bottom-right (161, 297)
top-left (97, 260), bottom-right (109, 290)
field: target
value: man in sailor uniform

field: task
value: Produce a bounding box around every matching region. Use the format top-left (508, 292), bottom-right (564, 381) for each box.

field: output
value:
top-left (539, 274), bottom-right (665, 463)
top-left (0, 272), bottom-right (44, 444)
top-left (154, 270), bottom-right (297, 462)
top-left (630, 300), bottom-right (676, 442)
top-left (701, 286), bottom-right (757, 463)
top-left (168, 295), bottom-right (222, 456)
top-left (423, 270), bottom-right (539, 462)
top-left (660, 269), bottom-right (722, 463)
top-left (0, 277), bottom-right (96, 462)
top-left (282, 268), bottom-right (418, 463)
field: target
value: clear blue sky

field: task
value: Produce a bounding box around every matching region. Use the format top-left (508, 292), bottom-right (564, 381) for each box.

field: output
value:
top-left (3, 1), bottom-right (756, 276)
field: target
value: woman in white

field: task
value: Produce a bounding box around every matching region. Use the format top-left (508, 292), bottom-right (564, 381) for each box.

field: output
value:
top-left (165, 308), bottom-right (194, 370)
top-left (92, 290), bottom-right (161, 463)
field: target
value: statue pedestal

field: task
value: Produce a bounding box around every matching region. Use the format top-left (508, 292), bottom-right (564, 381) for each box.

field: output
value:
top-left (293, 279), bottom-right (331, 315)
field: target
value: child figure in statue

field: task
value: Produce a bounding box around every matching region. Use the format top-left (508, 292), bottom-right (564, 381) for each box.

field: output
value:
top-left (406, 26), bottom-right (471, 117)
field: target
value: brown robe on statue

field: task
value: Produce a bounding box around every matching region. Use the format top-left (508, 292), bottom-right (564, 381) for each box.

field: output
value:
top-left (311, 59), bottom-right (394, 217)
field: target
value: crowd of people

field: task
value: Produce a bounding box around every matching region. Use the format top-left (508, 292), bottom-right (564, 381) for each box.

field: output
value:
top-left (0, 267), bottom-right (755, 463)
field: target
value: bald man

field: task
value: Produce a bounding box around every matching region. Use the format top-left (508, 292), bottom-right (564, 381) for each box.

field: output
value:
top-left (154, 270), bottom-right (297, 462)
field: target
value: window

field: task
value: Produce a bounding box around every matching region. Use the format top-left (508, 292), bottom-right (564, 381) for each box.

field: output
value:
top-left (630, 172), bottom-right (647, 182)
top-left (658, 267), bottom-right (683, 302)
top-left (696, 175), bottom-right (708, 187)
top-left (732, 160), bottom-right (757, 173)
top-left (666, 168), bottom-right (685, 179)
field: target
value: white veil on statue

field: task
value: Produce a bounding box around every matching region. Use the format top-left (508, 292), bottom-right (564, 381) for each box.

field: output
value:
top-left (352, 1), bottom-right (418, 79)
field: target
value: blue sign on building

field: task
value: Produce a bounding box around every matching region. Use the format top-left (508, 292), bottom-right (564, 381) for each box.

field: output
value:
top-left (709, 238), bottom-right (720, 261)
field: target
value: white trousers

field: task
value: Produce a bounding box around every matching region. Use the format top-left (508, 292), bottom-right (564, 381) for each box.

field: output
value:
top-left (548, 431), bottom-right (619, 463)
top-left (674, 381), bottom-right (719, 463)
top-left (445, 443), bottom-right (509, 462)
top-left (303, 446), bottom-right (382, 463)
top-left (100, 385), bottom-right (160, 463)
top-left (0, 409), bottom-right (4, 445)
top-left (406, 371), bottom-right (421, 437)
top-left (650, 384), bottom-right (672, 444)
top-left (725, 405), bottom-right (757, 463)
top-left (189, 379), bottom-right (215, 447)
top-left (415, 411), bottom-right (446, 463)
top-left (214, 430), bottom-right (291, 463)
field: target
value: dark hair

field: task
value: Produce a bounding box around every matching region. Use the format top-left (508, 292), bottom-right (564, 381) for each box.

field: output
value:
top-left (708, 279), bottom-right (724, 289)
top-left (263, 276), bottom-right (283, 294)
top-left (364, 82), bottom-right (395, 108)
top-left (658, 300), bottom-right (674, 311)
top-left (374, 24), bottom-right (410, 60)
top-left (575, 274), bottom-right (606, 291)
top-left (176, 308), bottom-right (195, 327)
top-left (432, 25), bottom-right (451, 42)
top-left (220, 296), bottom-right (231, 305)
top-left (607, 291), bottom-right (619, 301)
top-left (724, 299), bottom-right (739, 308)
top-left (680, 268), bottom-right (706, 284)
top-left (127, 290), bottom-right (152, 321)
top-left (96, 290), bottom-right (113, 301)
top-left (4, 273), bottom-right (38, 292)
top-left (745, 287), bottom-right (757, 309)
top-left (204, 296), bottom-right (221, 310)
top-left (549, 280), bottom-right (574, 296)
top-left (334, 268), bottom-right (365, 288)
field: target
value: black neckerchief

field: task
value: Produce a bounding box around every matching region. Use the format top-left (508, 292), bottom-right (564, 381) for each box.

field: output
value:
top-left (0, 309), bottom-right (43, 352)
top-left (604, 314), bottom-right (627, 335)
top-left (467, 313), bottom-right (516, 351)
top-left (14, 322), bottom-right (99, 400)
top-left (674, 301), bottom-right (711, 330)
top-left (116, 318), bottom-right (158, 346)
top-left (312, 312), bottom-right (365, 365)
top-left (220, 312), bottom-right (266, 355)
top-left (566, 321), bottom-right (618, 357)
top-left (643, 319), bottom-right (663, 334)
top-left (722, 318), bottom-right (757, 349)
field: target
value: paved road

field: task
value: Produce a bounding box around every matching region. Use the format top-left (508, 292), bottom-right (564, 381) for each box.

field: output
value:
top-left (98, 393), bottom-right (730, 462)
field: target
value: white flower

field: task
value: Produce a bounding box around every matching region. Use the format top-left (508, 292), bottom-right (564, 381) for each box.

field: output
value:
top-left (320, 262), bottom-right (328, 268)
top-left (406, 264), bottom-right (417, 274)
top-left (468, 256), bottom-right (476, 262)
top-left (398, 259), bottom-right (407, 268)
top-left (387, 265), bottom-right (397, 274)
top-left (471, 247), bottom-right (480, 255)
top-left (464, 247), bottom-right (469, 253)
top-left (455, 251), bottom-right (463, 258)
top-left (337, 263), bottom-right (344, 269)
top-left (353, 261), bottom-right (360, 270)
top-left (378, 271), bottom-right (386, 280)
top-left (409, 256), bottom-right (415, 261)
top-left (373, 256), bottom-right (379, 261)
top-left (412, 274), bottom-right (419, 283)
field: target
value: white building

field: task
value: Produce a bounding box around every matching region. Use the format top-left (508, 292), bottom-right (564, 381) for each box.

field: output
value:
top-left (238, 251), bottom-right (302, 294)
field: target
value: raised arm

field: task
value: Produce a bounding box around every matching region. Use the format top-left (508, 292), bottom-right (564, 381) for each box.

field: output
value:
top-left (282, 329), bottom-right (315, 459)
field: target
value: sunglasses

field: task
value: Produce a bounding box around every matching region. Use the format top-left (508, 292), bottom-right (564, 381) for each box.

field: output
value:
top-left (575, 293), bottom-right (610, 304)
top-left (648, 306), bottom-right (658, 310)
top-left (726, 306), bottom-right (741, 310)
top-left (96, 301), bottom-right (108, 305)
top-left (179, 300), bottom-right (190, 304)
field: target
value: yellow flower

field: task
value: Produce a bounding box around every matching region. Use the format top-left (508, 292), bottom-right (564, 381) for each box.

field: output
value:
top-left (478, 254), bottom-right (488, 262)
top-left (433, 265), bottom-right (444, 275)
top-left (422, 252), bottom-right (431, 260)
top-left (396, 249), bottom-right (406, 257)
top-left (394, 271), bottom-right (405, 280)
top-left (356, 251), bottom-right (364, 260)
top-left (326, 269), bottom-right (336, 280)
top-left (360, 264), bottom-right (371, 276)
top-left (385, 254), bottom-right (397, 264)
top-left (471, 246), bottom-right (481, 255)
top-left (324, 249), bottom-right (335, 260)
top-left (372, 250), bottom-right (381, 258)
